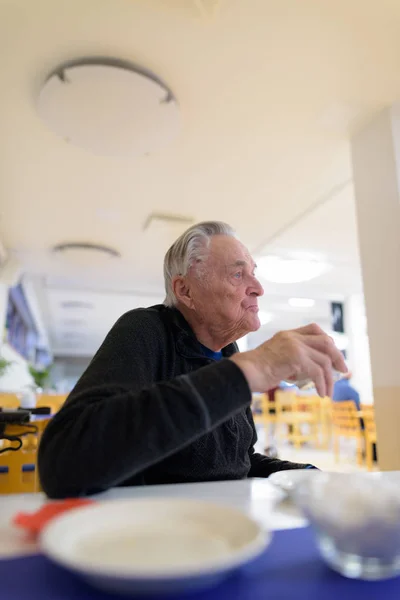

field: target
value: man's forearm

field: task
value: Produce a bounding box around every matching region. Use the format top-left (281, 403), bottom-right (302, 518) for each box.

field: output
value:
top-left (248, 451), bottom-right (314, 478)
top-left (39, 359), bottom-right (251, 498)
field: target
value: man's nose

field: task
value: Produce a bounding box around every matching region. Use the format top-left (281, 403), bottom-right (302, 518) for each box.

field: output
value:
top-left (248, 276), bottom-right (264, 297)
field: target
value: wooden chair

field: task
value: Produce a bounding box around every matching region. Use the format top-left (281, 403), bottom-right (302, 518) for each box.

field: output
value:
top-left (252, 393), bottom-right (277, 448)
top-left (275, 391), bottom-right (321, 449)
top-left (252, 393), bottom-right (275, 422)
top-left (36, 394), bottom-right (67, 414)
top-left (320, 396), bottom-right (333, 449)
top-left (0, 393), bottom-right (20, 409)
top-left (251, 394), bottom-right (263, 425)
top-left (331, 401), bottom-right (363, 466)
top-left (361, 404), bottom-right (377, 471)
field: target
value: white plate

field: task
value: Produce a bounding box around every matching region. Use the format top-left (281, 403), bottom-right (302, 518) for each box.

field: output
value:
top-left (40, 498), bottom-right (270, 596)
top-left (269, 469), bottom-right (322, 493)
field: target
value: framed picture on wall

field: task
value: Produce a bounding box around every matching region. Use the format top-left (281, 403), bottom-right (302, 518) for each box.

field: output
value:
top-left (331, 302), bottom-right (345, 334)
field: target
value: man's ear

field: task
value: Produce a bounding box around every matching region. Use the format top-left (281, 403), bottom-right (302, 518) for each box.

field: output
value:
top-left (172, 276), bottom-right (194, 309)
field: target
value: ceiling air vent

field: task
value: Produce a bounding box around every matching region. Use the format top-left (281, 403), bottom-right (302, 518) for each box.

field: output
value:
top-left (143, 213), bottom-right (194, 231)
top-left (60, 301), bottom-right (94, 310)
top-left (193, 0), bottom-right (221, 17)
top-left (148, 0), bottom-right (222, 20)
top-left (143, 213), bottom-right (195, 249)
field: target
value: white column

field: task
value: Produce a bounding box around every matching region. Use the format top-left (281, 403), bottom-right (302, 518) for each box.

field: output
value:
top-left (351, 105), bottom-right (400, 470)
top-left (344, 294), bottom-right (373, 404)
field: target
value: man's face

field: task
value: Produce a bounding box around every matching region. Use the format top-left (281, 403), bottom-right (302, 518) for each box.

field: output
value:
top-left (180, 235), bottom-right (264, 342)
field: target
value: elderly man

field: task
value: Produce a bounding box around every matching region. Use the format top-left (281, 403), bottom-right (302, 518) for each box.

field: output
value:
top-left (39, 221), bottom-right (346, 498)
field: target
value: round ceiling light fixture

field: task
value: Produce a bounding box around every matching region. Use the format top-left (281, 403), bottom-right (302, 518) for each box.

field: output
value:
top-left (52, 242), bottom-right (120, 268)
top-left (37, 58), bottom-right (181, 157)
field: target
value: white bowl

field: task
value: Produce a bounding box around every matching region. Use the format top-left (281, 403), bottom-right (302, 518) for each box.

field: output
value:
top-left (40, 498), bottom-right (270, 595)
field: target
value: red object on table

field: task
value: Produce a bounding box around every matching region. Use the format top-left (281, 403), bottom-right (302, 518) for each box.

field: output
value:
top-left (13, 498), bottom-right (95, 537)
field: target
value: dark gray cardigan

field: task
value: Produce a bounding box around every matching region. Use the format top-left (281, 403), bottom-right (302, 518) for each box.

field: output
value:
top-left (39, 305), bottom-right (311, 498)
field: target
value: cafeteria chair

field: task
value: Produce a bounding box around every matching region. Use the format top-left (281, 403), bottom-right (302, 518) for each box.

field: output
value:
top-left (36, 394), bottom-right (67, 414)
top-left (0, 393), bottom-right (20, 409)
top-left (319, 396), bottom-right (333, 449)
top-left (360, 403), bottom-right (377, 471)
top-left (0, 422), bottom-right (41, 494)
top-left (275, 391), bottom-right (321, 449)
top-left (252, 393), bottom-right (277, 451)
top-left (331, 400), bottom-right (364, 466)
top-left (251, 394), bottom-right (263, 424)
top-left (252, 393), bottom-right (276, 426)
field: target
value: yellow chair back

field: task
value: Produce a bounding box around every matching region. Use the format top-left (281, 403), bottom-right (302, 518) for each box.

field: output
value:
top-left (36, 394), bottom-right (67, 414)
top-left (252, 393), bottom-right (275, 423)
top-left (0, 393), bottom-right (20, 409)
top-left (331, 400), bottom-right (361, 434)
top-left (361, 403), bottom-right (377, 471)
top-left (275, 391), bottom-right (321, 448)
top-left (0, 423), bottom-right (42, 494)
top-left (361, 404), bottom-right (376, 434)
top-left (331, 400), bottom-right (363, 466)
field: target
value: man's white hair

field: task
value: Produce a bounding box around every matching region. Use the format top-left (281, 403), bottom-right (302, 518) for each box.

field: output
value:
top-left (163, 221), bottom-right (236, 307)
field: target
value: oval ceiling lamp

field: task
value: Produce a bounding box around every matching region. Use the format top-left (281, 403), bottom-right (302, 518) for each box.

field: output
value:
top-left (52, 242), bottom-right (120, 268)
top-left (37, 58), bottom-right (181, 157)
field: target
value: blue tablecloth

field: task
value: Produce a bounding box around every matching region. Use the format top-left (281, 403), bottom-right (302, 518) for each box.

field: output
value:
top-left (1, 527), bottom-right (400, 599)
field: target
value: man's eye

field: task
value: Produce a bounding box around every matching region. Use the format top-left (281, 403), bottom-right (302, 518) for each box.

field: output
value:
top-left (233, 272), bottom-right (242, 279)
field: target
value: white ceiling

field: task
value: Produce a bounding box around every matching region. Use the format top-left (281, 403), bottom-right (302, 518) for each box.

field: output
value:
top-left (1, 0), bottom-right (398, 356)
top-left (23, 181), bottom-right (363, 356)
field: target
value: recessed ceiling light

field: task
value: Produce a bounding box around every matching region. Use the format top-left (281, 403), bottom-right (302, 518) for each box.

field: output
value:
top-left (288, 298), bottom-right (316, 308)
top-left (258, 311), bottom-right (273, 325)
top-left (257, 256), bottom-right (330, 284)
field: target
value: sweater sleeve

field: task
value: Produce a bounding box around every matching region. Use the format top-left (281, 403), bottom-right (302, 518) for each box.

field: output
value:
top-left (245, 408), bottom-right (314, 477)
top-left (38, 311), bottom-right (252, 498)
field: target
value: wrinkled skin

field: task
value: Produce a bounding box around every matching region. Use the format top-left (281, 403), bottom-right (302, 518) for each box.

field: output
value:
top-left (173, 235), bottom-right (264, 351)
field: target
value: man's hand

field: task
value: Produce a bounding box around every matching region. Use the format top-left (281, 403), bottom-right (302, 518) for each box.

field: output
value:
top-left (230, 323), bottom-right (347, 398)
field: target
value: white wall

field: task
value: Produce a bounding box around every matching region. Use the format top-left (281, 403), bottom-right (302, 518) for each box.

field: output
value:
top-left (345, 294), bottom-right (374, 404)
top-left (51, 355), bottom-right (92, 393)
top-left (0, 278), bottom-right (48, 392)
top-left (0, 283), bottom-right (33, 392)
top-left (0, 343), bottom-right (34, 392)
top-left (236, 335), bottom-right (248, 352)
